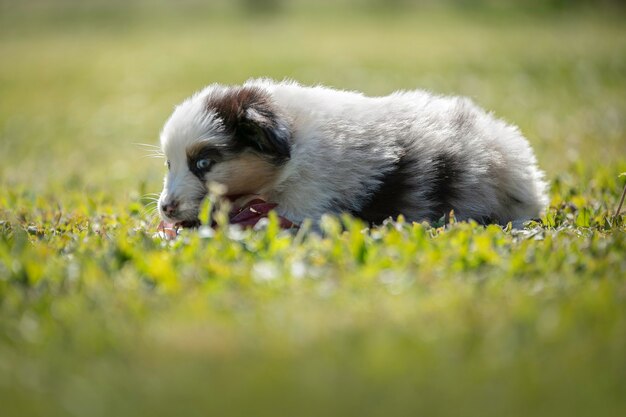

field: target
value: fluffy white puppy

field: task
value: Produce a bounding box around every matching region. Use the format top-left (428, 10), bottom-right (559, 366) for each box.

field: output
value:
top-left (158, 79), bottom-right (547, 227)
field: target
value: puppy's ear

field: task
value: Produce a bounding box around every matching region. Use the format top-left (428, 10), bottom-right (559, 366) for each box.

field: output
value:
top-left (209, 87), bottom-right (291, 163)
top-left (237, 105), bottom-right (291, 161)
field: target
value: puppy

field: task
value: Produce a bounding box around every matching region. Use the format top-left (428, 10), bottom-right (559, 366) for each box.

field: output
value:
top-left (158, 79), bottom-right (548, 227)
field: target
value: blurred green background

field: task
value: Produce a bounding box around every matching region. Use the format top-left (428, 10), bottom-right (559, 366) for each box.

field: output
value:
top-left (1, 0), bottom-right (625, 198)
top-left (1, 1), bottom-right (625, 417)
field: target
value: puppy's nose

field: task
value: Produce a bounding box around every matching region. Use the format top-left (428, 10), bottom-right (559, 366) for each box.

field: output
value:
top-left (161, 200), bottom-right (179, 217)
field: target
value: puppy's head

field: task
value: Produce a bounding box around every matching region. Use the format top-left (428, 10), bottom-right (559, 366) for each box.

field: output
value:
top-left (158, 85), bottom-right (291, 226)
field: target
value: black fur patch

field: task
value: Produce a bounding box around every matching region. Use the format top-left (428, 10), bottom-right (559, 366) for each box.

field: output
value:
top-left (206, 86), bottom-right (291, 164)
top-left (354, 151), bottom-right (465, 225)
top-left (354, 152), bottom-right (417, 224)
top-left (425, 152), bottom-right (462, 220)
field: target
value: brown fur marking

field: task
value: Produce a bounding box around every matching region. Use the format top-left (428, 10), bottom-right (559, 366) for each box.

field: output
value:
top-left (206, 86), bottom-right (275, 133)
top-left (209, 153), bottom-right (280, 197)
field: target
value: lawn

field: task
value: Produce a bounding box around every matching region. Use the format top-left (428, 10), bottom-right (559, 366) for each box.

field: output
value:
top-left (1, 2), bottom-right (625, 416)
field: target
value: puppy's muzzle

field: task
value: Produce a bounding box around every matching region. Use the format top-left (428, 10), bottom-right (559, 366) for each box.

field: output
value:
top-left (161, 200), bottom-right (179, 217)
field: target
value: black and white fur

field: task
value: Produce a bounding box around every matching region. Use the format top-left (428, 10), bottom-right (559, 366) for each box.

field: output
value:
top-left (158, 79), bottom-right (547, 226)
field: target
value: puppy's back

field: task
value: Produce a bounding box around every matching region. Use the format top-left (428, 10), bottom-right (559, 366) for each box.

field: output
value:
top-left (243, 80), bottom-right (548, 224)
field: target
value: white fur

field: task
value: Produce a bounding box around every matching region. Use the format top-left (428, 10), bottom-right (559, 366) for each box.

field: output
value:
top-left (159, 79), bottom-right (548, 226)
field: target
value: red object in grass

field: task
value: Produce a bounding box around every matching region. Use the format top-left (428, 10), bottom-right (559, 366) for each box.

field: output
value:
top-left (156, 198), bottom-right (295, 239)
top-left (156, 221), bottom-right (178, 240)
top-left (229, 198), bottom-right (295, 229)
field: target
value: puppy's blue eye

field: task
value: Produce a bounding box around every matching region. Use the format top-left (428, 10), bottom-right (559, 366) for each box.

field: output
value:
top-left (196, 159), bottom-right (212, 171)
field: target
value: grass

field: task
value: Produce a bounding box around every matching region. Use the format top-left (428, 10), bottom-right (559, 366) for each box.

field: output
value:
top-left (1, 3), bottom-right (625, 417)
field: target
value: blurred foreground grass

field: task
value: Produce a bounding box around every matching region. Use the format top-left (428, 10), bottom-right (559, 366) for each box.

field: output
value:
top-left (1, 3), bottom-right (626, 417)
